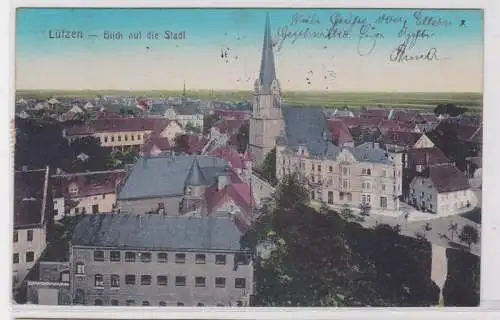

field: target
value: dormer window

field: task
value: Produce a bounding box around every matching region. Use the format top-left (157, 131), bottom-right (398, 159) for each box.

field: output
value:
top-left (68, 183), bottom-right (79, 195)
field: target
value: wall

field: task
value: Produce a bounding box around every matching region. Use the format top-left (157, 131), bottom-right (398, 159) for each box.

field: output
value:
top-left (39, 261), bottom-right (70, 282)
top-left (251, 174), bottom-right (275, 205)
top-left (118, 196), bottom-right (182, 215)
top-left (71, 247), bottom-right (254, 307)
top-left (26, 281), bottom-right (71, 305)
top-left (13, 227), bottom-right (47, 286)
top-left (54, 193), bottom-right (117, 220)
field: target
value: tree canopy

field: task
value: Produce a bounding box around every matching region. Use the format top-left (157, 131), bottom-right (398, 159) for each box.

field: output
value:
top-left (256, 148), bottom-right (277, 186)
top-left (434, 103), bottom-right (468, 117)
top-left (242, 173), bottom-right (439, 307)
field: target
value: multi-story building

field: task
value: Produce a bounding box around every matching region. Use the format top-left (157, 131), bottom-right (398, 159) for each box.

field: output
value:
top-left (50, 170), bottom-right (126, 220)
top-left (13, 166), bottom-right (51, 288)
top-left (409, 163), bottom-right (477, 215)
top-left (69, 214), bottom-right (254, 306)
top-left (116, 153), bottom-right (252, 217)
top-left (248, 14), bottom-right (284, 167)
top-left (62, 118), bottom-right (184, 150)
top-left (276, 107), bottom-right (403, 211)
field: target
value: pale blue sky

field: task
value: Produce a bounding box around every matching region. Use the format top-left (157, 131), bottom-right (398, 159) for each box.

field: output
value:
top-left (15, 8), bottom-right (483, 92)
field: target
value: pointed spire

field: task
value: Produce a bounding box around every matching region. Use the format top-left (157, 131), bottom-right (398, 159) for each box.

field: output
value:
top-left (182, 81), bottom-right (186, 98)
top-left (186, 157), bottom-right (205, 187)
top-left (259, 12), bottom-right (277, 91)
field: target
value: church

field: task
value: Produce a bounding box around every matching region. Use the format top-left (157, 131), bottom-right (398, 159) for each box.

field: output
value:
top-left (249, 14), bottom-right (403, 212)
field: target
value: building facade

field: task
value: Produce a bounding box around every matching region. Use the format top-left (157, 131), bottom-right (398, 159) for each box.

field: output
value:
top-left (13, 167), bottom-right (51, 288)
top-left (69, 214), bottom-right (254, 307)
top-left (276, 107), bottom-right (403, 212)
top-left (248, 14), bottom-right (284, 167)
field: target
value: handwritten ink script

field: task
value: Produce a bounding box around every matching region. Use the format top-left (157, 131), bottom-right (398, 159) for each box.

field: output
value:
top-left (276, 10), bottom-right (462, 63)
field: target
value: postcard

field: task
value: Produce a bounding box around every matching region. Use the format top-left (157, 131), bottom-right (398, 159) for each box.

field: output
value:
top-left (12, 6), bottom-right (482, 309)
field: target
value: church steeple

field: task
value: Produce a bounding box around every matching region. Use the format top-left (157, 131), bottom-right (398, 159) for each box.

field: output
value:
top-left (259, 13), bottom-right (277, 92)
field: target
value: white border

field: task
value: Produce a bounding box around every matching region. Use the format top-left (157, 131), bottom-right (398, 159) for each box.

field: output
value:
top-left (4, 0), bottom-right (500, 319)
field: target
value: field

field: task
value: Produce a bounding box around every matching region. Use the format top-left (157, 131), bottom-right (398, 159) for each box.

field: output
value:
top-left (16, 90), bottom-right (483, 113)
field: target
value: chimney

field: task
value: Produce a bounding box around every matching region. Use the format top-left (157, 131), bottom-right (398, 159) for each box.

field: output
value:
top-left (139, 215), bottom-right (142, 228)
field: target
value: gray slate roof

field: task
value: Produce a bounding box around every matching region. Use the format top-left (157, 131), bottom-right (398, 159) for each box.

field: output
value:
top-left (280, 107), bottom-right (393, 165)
top-left (72, 214), bottom-right (244, 251)
top-left (259, 13), bottom-right (277, 92)
top-left (280, 106), bottom-right (341, 158)
top-left (117, 154), bottom-right (229, 200)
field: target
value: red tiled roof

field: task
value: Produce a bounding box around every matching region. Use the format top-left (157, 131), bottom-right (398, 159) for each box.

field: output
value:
top-left (342, 117), bottom-right (381, 129)
top-left (214, 119), bottom-right (248, 135)
top-left (51, 170), bottom-right (126, 199)
top-left (426, 163), bottom-right (470, 193)
top-left (381, 130), bottom-right (423, 147)
top-left (391, 110), bottom-right (423, 123)
top-left (143, 136), bottom-right (171, 154)
top-left (214, 109), bottom-right (249, 120)
top-left (359, 108), bottom-right (390, 119)
top-left (378, 119), bottom-right (416, 134)
top-left (407, 147), bottom-right (450, 167)
top-left (184, 134), bottom-right (209, 154)
top-left (205, 182), bottom-right (255, 215)
top-left (14, 168), bottom-right (49, 228)
top-left (66, 118), bottom-right (172, 136)
top-left (208, 147), bottom-right (245, 170)
top-left (327, 119), bottom-right (354, 146)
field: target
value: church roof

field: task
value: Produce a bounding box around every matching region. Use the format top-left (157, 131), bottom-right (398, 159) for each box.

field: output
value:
top-left (259, 13), bottom-right (277, 92)
top-left (185, 157), bottom-right (206, 187)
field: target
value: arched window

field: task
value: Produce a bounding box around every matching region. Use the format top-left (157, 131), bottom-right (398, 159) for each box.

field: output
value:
top-left (111, 274), bottom-right (120, 287)
top-left (142, 301), bottom-right (150, 306)
top-left (159, 301), bottom-right (167, 306)
top-left (111, 299), bottom-right (119, 306)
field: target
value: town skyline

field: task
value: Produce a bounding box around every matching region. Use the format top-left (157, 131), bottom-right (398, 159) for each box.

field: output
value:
top-left (16, 8), bottom-right (482, 92)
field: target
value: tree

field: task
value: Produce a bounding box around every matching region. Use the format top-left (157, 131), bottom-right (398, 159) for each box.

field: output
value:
top-left (259, 148), bottom-right (277, 186)
top-left (448, 222), bottom-right (459, 241)
top-left (203, 114), bottom-right (220, 135)
top-left (458, 225), bottom-right (479, 249)
top-left (173, 134), bottom-right (190, 154)
top-left (235, 122), bottom-right (249, 153)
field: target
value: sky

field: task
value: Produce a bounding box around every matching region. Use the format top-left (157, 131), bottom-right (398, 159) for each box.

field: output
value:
top-left (15, 8), bottom-right (483, 92)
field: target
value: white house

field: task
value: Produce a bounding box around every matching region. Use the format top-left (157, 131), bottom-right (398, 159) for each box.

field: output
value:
top-left (409, 163), bottom-right (476, 215)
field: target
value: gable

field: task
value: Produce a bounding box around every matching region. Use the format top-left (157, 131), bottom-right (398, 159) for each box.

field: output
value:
top-left (413, 134), bottom-right (435, 149)
top-left (337, 148), bottom-right (357, 164)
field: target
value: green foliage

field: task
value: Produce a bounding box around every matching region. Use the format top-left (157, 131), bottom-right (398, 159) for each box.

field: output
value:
top-left (243, 173), bottom-right (439, 307)
top-left (458, 225), bottom-right (479, 249)
top-left (258, 148), bottom-right (277, 186)
top-left (443, 249), bottom-right (480, 306)
top-left (434, 103), bottom-right (468, 117)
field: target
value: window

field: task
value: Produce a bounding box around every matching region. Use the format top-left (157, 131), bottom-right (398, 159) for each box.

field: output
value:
top-left (159, 301), bottom-right (167, 306)
top-left (216, 303), bottom-right (225, 306)
top-left (13, 231), bottom-right (18, 243)
top-left (54, 209), bottom-right (58, 216)
top-left (94, 274), bottom-right (104, 287)
top-left (343, 167), bottom-right (348, 175)
top-left (311, 164), bottom-right (315, 171)
top-left (104, 137), bottom-right (108, 143)
top-left (124, 135), bottom-right (128, 141)
top-left (329, 165), bottom-right (333, 173)
top-left (76, 262), bottom-right (85, 274)
top-left (118, 135), bottom-right (122, 142)
top-left (141, 275), bottom-right (152, 285)
top-left (126, 300), bottom-right (135, 306)
top-left (142, 301), bottom-right (150, 306)
top-left (111, 136), bottom-right (115, 142)
top-left (195, 254), bottom-right (206, 264)
top-left (157, 275), bottom-right (168, 286)
top-left (317, 165), bottom-right (321, 173)
top-left (111, 299), bottom-right (119, 306)
top-left (13, 253), bottom-right (19, 264)
top-left (110, 251), bottom-right (121, 262)
top-left (157, 252), bottom-right (168, 263)
top-left (311, 175), bottom-right (315, 183)
top-left (421, 191), bottom-right (424, 197)
top-left (26, 251), bottom-right (34, 262)
top-left (380, 197), bottom-right (388, 209)
top-left (177, 302), bottom-right (184, 306)
top-left (94, 299), bottom-right (103, 306)
top-left (175, 253), bottom-right (186, 264)
top-left (111, 274), bottom-right (120, 287)
top-left (382, 170), bottom-right (387, 177)
top-left (125, 274), bottom-right (136, 285)
top-left (215, 254), bottom-right (226, 265)
top-left (92, 204), bottom-right (99, 214)
top-left (27, 230), bottom-right (33, 242)
top-left (125, 251), bottom-right (136, 262)
top-left (215, 277), bottom-right (226, 288)
top-left (382, 184), bottom-right (387, 192)
top-left (75, 207), bottom-right (79, 214)
top-left (131, 135), bottom-right (135, 141)
top-left (342, 180), bottom-right (350, 189)
top-left (328, 191), bottom-right (334, 204)
top-left (137, 134), bottom-right (141, 140)
top-left (94, 250), bottom-right (104, 262)
top-left (140, 252), bottom-right (152, 263)
top-left (175, 276), bottom-right (186, 286)
top-left (60, 271), bottom-right (70, 282)
top-left (310, 191), bottom-right (315, 200)
top-left (235, 278), bottom-right (246, 289)
top-left (195, 277), bottom-right (206, 287)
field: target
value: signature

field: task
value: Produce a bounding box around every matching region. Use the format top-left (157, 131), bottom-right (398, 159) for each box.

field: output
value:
top-left (389, 38), bottom-right (438, 63)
